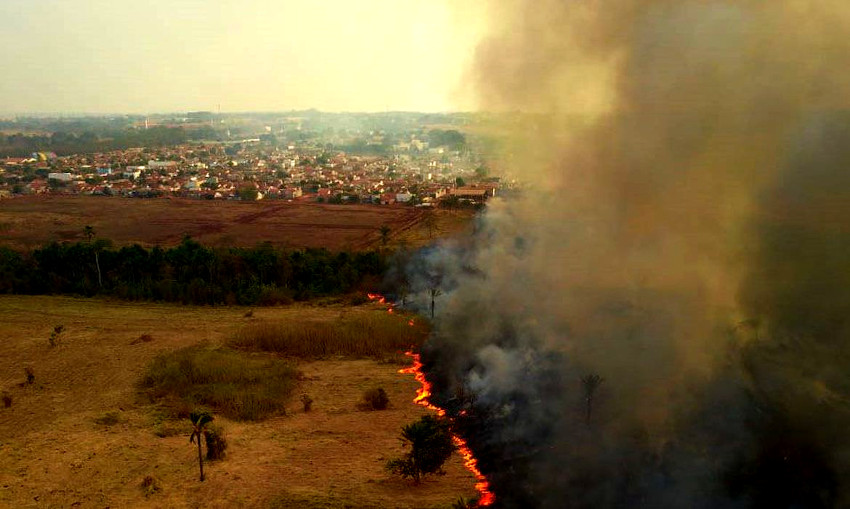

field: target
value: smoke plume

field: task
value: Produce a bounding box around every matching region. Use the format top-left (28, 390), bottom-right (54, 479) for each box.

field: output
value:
top-left (416, 1), bottom-right (850, 507)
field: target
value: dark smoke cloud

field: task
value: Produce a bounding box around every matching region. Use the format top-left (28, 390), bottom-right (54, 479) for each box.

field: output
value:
top-left (413, 1), bottom-right (850, 507)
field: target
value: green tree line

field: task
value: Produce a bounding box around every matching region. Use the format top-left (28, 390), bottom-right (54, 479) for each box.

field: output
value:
top-left (0, 237), bottom-right (385, 305)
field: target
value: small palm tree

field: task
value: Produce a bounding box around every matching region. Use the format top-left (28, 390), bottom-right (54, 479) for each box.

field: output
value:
top-left (581, 374), bottom-right (603, 426)
top-left (387, 415), bottom-right (455, 484)
top-left (189, 411), bottom-right (214, 481)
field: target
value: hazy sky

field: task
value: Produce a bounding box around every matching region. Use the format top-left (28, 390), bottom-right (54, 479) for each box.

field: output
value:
top-left (0, 0), bottom-right (486, 114)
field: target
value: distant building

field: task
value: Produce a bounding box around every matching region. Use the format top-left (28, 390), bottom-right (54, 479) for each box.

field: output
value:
top-left (148, 160), bottom-right (178, 170)
top-left (449, 187), bottom-right (496, 199)
top-left (48, 172), bottom-right (72, 182)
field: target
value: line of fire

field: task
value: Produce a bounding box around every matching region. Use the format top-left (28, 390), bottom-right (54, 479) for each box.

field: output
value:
top-left (367, 292), bottom-right (496, 507)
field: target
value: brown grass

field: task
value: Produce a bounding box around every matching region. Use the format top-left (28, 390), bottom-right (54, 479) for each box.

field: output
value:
top-left (0, 195), bottom-right (474, 250)
top-left (229, 311), bottom-right (427, 358)
top-left (0, 295), bottom-right (478, 508)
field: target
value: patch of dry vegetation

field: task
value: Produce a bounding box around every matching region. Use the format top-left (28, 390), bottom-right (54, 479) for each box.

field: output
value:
top-left (229, 312), bottom-right (427, 358)
top-left (140, 346), bottom-right (298, 421)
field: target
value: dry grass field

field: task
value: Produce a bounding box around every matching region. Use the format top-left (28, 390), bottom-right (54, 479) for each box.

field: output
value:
top-left (0, 296), bottom-right (478, 508)
top-left (0, 196), bottom-right (475, 250)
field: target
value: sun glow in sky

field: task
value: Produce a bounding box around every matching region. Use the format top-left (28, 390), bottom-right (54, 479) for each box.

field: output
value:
top-left (0, 0), bottom-right (487, 114)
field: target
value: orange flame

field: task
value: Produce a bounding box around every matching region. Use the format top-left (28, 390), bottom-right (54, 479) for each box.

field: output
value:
top-left (399, 352), bottom-right (496, 507)
top-left (367, 292), bottom-right (396, 315)
top-left (367, 292), bottom-right (386, 304)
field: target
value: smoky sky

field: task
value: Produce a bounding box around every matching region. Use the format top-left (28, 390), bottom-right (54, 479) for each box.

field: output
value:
top-left (409, 1), bottom-right (850, 507)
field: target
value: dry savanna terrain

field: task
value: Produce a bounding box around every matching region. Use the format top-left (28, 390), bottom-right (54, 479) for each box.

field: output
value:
top-left (0, 196), bottom-right (474, 250)
top-left (0, 295), bottom-right (478, 508)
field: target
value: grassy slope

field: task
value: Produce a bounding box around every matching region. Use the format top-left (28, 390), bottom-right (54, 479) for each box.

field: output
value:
top-left (0, 296), bottom-right (476, 508)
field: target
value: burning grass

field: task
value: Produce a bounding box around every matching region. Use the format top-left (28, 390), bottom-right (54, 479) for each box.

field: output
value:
top-left (140, 346), bottom-right (298, 421)
top-left (228, 312), bottom-right (427, 358)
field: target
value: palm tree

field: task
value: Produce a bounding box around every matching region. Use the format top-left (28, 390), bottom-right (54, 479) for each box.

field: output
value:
top-left (423, 212), bottom-right (437, 239)
top-left (83, 225), bottom-right (103, 288)
top-left (189, 411), bottom-right (214, 481)
top-left (379, 225), bottom-right (391, 247)
top-left (429, 286), bottom-right (442, 319)
top-left (581, 374), bottom-right (603, 426)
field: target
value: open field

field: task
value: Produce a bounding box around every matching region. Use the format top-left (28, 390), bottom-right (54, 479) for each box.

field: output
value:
top-left (0, 296), bottom-right (478, 508)
top-left (0, 196), bottom-right (475, 250)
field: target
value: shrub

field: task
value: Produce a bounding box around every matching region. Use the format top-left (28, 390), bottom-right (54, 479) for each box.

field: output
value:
top-left (140, 347), bottom-right (297, 421)
top-left (451, 497), bottom-right (477, 509)
top-left (357, 387), bottom-right (389, 411)
top-left (131, 333), bottom-right (154, 345)
top-left (229, 312), bottom-right (426, 358)
top-left (24, 367), bottom-right (34, 384)
top-left (94, 411), bottom-right (122, 426)
top-left (347, 293), bottom-right (369, 306)
top-left (300, 394), bottom-right (313, 412)
top-left (386, 415), bottom-right (455, 484)
top-left (2, 392), bottom-right (11, 408)
top-left (153, 420), bottom-right (184, 438)
top-left (48, 324), bottom-right (64, 347)
top-left (140, 475), bottom-right (161, 497)
top-left (204, 425), bottom-right (228, 460)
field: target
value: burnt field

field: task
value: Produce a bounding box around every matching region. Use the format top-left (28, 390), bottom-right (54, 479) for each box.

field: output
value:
top-left (0, 196), bottom-right (472, 250)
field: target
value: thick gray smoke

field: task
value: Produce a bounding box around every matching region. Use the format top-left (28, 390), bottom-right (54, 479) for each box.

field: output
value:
top-left (408, 1), bottom-right (850, 507)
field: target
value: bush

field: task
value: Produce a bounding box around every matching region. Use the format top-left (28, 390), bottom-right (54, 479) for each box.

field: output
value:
top-left (204, 425), bottom-right (228, 460)
top-left (229, 312), bottom-right (426, 358)
top-left (94, 411), bottom-right (122, 426)
top-left (2, 392), bottom-right (11, 408)
top-left (48, 324), bottom-right (64, 347)
top-left (140, 347), bottom-right (298, 421)
top-left (357, 387), bottom-right (389, 411)
top-left (24, 367), bottom-right (34, 384)
top-left (131, 333), bottom-right (154, 345)
top-left (386, 415), bottom-right (455, 483)
top-left (140, 475), bottom-right (161, 497)
top-left (347, 293), bottom-right (369, 306)
top-left (300, 394), bottom-right (313, 412)
top-left (152, 420), bottom-right (184, 438)
top-left (451, 497), bottom-right (477, 509)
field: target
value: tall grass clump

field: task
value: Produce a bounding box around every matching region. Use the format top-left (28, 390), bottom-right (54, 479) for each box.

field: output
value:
top-left (140, 347), bottom-right (297, 421)
top-left (229, 312), bottom-right (426, 358)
